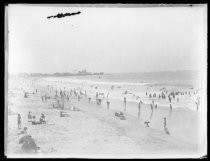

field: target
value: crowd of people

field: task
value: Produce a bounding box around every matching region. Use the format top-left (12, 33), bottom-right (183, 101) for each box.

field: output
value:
top-left (15, 79), bottom-right (201, 153)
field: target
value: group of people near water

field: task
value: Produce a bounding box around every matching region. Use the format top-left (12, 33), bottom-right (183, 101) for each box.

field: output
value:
top-left (145, 87), bottom-right (201, 111)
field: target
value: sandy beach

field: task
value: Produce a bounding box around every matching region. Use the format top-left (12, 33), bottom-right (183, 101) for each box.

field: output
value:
top-left (6, 75), bottom-right (206, 158)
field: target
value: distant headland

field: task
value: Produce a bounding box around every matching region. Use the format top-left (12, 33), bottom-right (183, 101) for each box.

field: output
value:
top-left (15, 69), bottom-right (104, 77)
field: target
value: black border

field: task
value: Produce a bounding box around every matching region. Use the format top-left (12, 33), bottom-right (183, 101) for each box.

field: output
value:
top-left (1, 2), bottom-right (208, 160)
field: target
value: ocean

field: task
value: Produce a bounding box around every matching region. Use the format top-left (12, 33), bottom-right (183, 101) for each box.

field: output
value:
top-left (44, 70), bottom-right (200, 87)
top-left (42, 70), bottom-right (202, 111)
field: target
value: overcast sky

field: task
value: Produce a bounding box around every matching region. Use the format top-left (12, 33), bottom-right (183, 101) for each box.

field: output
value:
top-left (7, 4), bottom-right (207, 74)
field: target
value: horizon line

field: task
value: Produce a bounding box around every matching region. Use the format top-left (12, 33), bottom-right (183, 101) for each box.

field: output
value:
top-left (8, 69), bottom-right (200, 75)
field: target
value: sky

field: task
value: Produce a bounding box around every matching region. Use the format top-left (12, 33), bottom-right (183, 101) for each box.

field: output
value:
top-left (7, 4), bottom-right (207, 74)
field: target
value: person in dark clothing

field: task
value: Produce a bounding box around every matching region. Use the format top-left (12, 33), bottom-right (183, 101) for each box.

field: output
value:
top-left (150, 104), bottom-right (154, 120)
top-left (21, 135), bottom-right (38, 153)
top-left (170, 104), bottom-right (172, 110)
top-left (28, 112), bottom-right (32, 119)
top-left (97, 99), bottom-right (102, 105)
top-left (24, 93), bottom-right (28, 98)
top-left (195, 101), bottom-right (199, 111)
top-left (138, 101), bottom-right (141, 118)
top-left (155, 104), bottom-right (158, 108)
top-left (45, 94), bottom-right (47, 102)
top-left (164, 117), bottom-right (167, 128)
top-left (88, 97), bottom-right (91, 103)
top-left (40, 114), bottom-right (46, 124)
top-left (164, 117), bottom-right (170, 135)
top-left (28, 112), bottom-right (32, 122)
top-left (168, 96), bottom-right (171, 103)
top-left (107, 101), bottom-right (110, 109)
top-left (124, 97), bottom-right (127, 112)
top-left (18, 114), bottom-right (21, 129)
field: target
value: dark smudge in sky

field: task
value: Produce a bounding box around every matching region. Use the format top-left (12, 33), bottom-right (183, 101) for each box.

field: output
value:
top-left (47, 11), bottom-right (81, 19)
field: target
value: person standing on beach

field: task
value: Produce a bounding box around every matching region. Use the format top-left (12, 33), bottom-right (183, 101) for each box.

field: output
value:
top-left (124, 97), bottom-right (127, 112)
top-left (168, 95), bottom-right (171, 103)
top-left (195, 101), bottom-right (199, 111)
top-left (24, 92), bottom-right (28, 98)
top-left (106, 92), bottom-right (109, 98)
top-left (107, 101), bottom-right (110, 109)
top-left (96, 92), bottom-right (98, 100)
top-left (164, 117), bottom-right (167, 129)
top-left (197, 97), bottom-right (200, 105)
top-left (150, 104), bottom-right (153, 112)
top-left (45, 94), bottom-right (47, 102)
top-left (17, 114), bottom-right (21, 129)
top-left (164, 117), bottom-right (170, 135)
top-left (172, 93), bottom-right (175, 99)
top-left (111, 85), bottom-right (114, 90)
top-left (85, 90), bottom-right (87, 97)
top-left (150, 104), bottom-right (154, 120)
top-left (170, 104), bottom-right (172, 110)
top-left (149, 94), bottom-right (152, 98)
top-left (138, 101), bottom-right (141, 118)
top-left (28, 112), bottom-right (32, 120)
top-left (88, 97), bottom-right (91, 103)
